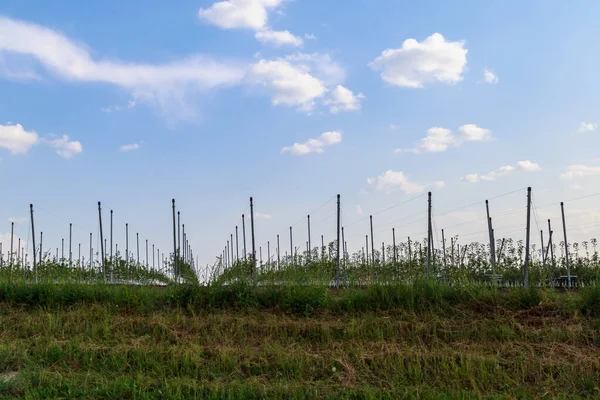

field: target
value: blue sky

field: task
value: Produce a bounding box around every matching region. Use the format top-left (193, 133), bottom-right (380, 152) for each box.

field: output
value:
top-left (1, 0), bottom-right (600, 267)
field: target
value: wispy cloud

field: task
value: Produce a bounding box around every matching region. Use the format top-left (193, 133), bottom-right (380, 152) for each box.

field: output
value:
top-left (119, 143), bottom-right (141, 152)
top-left (483, 69), bottom-right (499, 84)
top-left (281, 131), bottom-right (342, 155)
top-left (396, 124), bottom-right (491, 154)
top-left (366, 170), bottom-right (444, 194)
top-left (462, 160), bottom-right (541, 183)
top-left (0, 123), bottom-right (82, 158)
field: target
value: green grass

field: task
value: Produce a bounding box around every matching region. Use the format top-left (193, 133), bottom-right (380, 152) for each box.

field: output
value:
top-left (1, 283), bottom-right (599, 399)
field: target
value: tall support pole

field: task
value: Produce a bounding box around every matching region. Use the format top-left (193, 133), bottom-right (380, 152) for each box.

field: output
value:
top-left (78, 243), bottom-right (80, 266)
top-left (30, 204), bottom-right (37, 283)
top-left (370, 215), bottom-right (375, 265)
top-left (307, 215), bottom-right (312, 262)
top-left (89, 233), bottom-right (93, 269)
top-left (235, 226), bottom-right (239, 263)
top-left (441, 229), bottom-right (447, 269)
top-left (182, 224), bottom-right (186, 262)
top-left (172, 199), bottom-right (177, 282)
top-left (381, 242), bottom-right (385, 264)
top-left (110, 210), bottom-right (113, 265)
top-left (61, 239), bottom-right (64, 263)
top-left (267, 241), bottom-right (270, 269)
top-left (540, 230), bottom-right (545, 267)
top-left (341, 226), bottom-right (346, 261)
top-left (152, 244), bottom-right (155, 270)
top-left (177, 211), bottom-right (181, 261)
top-left (485, 200), bottom-right (496, 277)
top-left (427, 192), bottom-right (432, 278)
top-left (561, 202), bottom-right (571, 288)
top-left (10, 222), bottom-right (14, 266)
top-left (548, 219), bottom-right (555, 267)
top-left (524, 187), bottom-right (532, 287)
top-left (230, 233), bottom-right (234, 266)
top-left (392, 228), bottom-right (397, 264)
top-left (242, 214), bottom-right (247, 262)
top-left (276, 234), bottom-right (281, 269)
top-left (289, 226), bottom-right (293, 265)
top-left (336, 194), bottom-right (341, 287)
top-left (136, 233), bottom-right (139, 266)
top-left (250, 197), bottom-right (256, 276)
top-left (146, 239), bottom-right (149, 268)
top-left (69, 223), bottom-right (72, 268)
top-left (98, 202), bottom-right (105, 279)
top-left (321, 235), bottom-right (324, 260)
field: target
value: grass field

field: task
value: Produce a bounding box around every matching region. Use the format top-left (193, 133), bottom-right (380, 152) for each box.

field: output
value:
top-left (1, 283), bottom-right (599, 399)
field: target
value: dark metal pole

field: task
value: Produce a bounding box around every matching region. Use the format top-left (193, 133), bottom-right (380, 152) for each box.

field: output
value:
top-left (392, 228), bottom-right (397, 264)
top-left (89, 233), bottom-right (92, 269)
top-left (69, 223), bottom-right (72, 268)
top-left (230, 233), bottom-right (234, 266)
top-left (136, 233), bottom-right (139, 266)
top-left (485, 200), bottom-right (496, 277)
top-left (172, 199), bottom-right (177, 282)
top-left (548, 219), bottom-right (555, 266)
top-left (177, 211), bottom-right (181, 260)
top-left (250, 197), bottom-right (256, 275)
top-left (427, 192), bottom-right (432, 278)
top-left (321, 235), bottom-right (324, 260)
top-left (441, 229), bottom-right (446, 269)
top-left (524, 187), bottom-right (532, 287)
top-left (235, 226), bottom-right (239, 263)
top-left (336, 194), bottom-right (341, 287)
top-left (370, 215), bottom-right (375, 265)
top-left (110, 210), bottom-right (113, 264)
top-left (98, 202), bottom-right (105, 280)
top-left (561, 202), bottom-right (571, 287)
top-left (30, 204), bottom-right (37, 282)
top-left (242, 214), bottom-right (247, 262)
top-left (277, 234), bottom-right (280, 268)
top-left (40, 232), bottom-right (43, 262)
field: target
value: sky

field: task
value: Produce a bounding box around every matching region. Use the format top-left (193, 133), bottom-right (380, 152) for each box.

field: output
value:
top-left (1, 0), bottom-right (600, 268)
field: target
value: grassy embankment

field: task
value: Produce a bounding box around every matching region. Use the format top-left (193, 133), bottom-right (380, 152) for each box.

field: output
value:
top-left (0, 282), bottom-right (599, 399)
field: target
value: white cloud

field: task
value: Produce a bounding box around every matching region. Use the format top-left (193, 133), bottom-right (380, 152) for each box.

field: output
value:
top-left (431, 181), bottom-right (446, 189)
top-left (101, 100), bottom-right (136, 113)
top-left (255, 29), bottom-right (303, 47)
top-left (578, 122), bottom-right (597, 133)
top-left (366, 170), bottom-right (425, 194)
top-left (281, 130), bottom-right (342, 155)
top-left (255, 212), bottom-right (272, 219)
top-left (198, 0), bottom-right (284, 30)
top-left (0, 123), bottom-right (38, 154)
top-left (120, 143), bottom-right (141, 152)
top-left (304, 33), bottom-right (316, 40)
top-left (199, 0), bottom-right (303, 48)
top-left (483, 69), bottom-right (499, 84)
top-left (247, 59), bottom-right (327, 112)
top-left (41, 134), bottom-right (83, 159)
top-left (0, 16), bottom-right (245, 120)
top-left (462, 160), bottom-right (541, 183)
top-left (458, 124), bottom-right (492, 141)
top-left (325, 85), bottom-right (364, 114)
top-left (0, 123), bottom-right (82, 158)
top-left (369, 33), bottom-right (467, 88)
top-left (560, 165), bottom-right (600, 180)
top-left (284, 53), bottom-right (345, 86)
top-left (396, 124), bottom-right (491, 154)
top-left (356, 205), bottom-right (363, 216)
